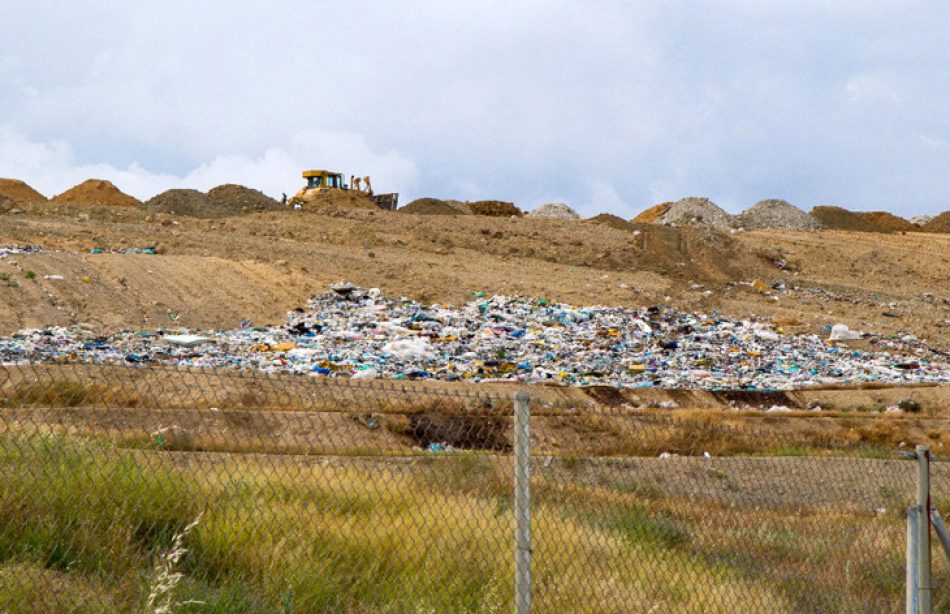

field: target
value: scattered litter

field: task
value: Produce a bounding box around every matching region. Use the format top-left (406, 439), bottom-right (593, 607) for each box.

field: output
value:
top-left (828, 324), bottom-right (861, 341)
top-left (164, 334), bottom-right (211, 348)
top-left (1, 284), bottom-right (948, 390)
top-left (0, 245), bottom-right (43, 259)
top-left (43, 274), bottom-right (63, 281)
top-left (90, 246), bottom-right (157, 255)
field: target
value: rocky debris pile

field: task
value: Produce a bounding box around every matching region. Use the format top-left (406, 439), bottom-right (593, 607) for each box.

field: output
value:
top-left (734, 200), bottom-right (823, 230)
top-left (400, 198), bottom-right (471, 215)
top-left (911, 215), bottom-right (935, 226)
top-left (207, 184), bottom-right (280, 215)
top-left (0, 179), bottom-right (47, 204)
top-left (469, 200), bottom-right (522, 217)
top-left (51, 179), bottom-right (141, 207)
top-left (527, 202), bottom-right (580, 220)
top-left (3, 284), bottom-right (948, 390)
top-left (922, 212), bottom-right (950, 233)
top-left (586, 213), bottom-right (636, 232)
top-left (655, 197), bottom-right (733, 229)
top-left (144, 189), bottom-right (211, 217)
top-left (632, 202), bottom-right (673, 224)
top-left (811, 206), bottom-right (888, 232)
top-left (857, 211), bottom-right (917, 232)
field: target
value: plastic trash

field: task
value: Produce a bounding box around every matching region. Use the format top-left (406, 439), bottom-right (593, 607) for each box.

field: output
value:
top-left (0, 282), bottom-right (946, 391)
top-left (164, 334), bottom-right (211, 348)
top-left (828, 324), bottom-right (861, 341)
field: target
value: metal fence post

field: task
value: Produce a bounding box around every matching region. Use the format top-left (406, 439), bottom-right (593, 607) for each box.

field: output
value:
top-left (918, 445), bottom-right (932, 614)
top-left (908, 506), bottom-right (920, 614)
top-left (514, 391), bottom-right (532, 614)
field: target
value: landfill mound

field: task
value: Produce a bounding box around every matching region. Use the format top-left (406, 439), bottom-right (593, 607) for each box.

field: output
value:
top-left (469, 200), bottom-right (522, 217)
top-left (206, 184), bottom-right (280, 215)
top-left (657, 197), bottom-right (733, 229)
top-left (0, 178), bottom-right (47, 204)
top-left (144, 189), bottom-right (212, 217)
top-left (301, 190), bottom-right (379, 212)
top-left (586, 213), bottom-right (636, 232)
top-left (734, 200), bottom-right (822, 230)
top-left (443, 200), bottom-right (473, 214)
top-left (811, 206), bottom-right (889, 232)
top-left (51, 179), bottom-right (140, 207)
top-left (858, 211), bottom-right (917, 232)
top-left (911, 215), bottom-right (934, 226)
top-left (632, 202), bottom-right (673, 224)
top-left (527, 202), bottom-right (580, 220)
top-left (922, 212), bottom-right (950, 233)
top-left (400, 198), bottom-right (470, 215)
top-left (4, 284), bottom-right (947, 390)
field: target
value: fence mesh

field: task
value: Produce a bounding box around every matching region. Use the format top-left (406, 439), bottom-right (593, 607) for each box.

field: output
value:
top-left (0, 363), bottom-right (944, 612)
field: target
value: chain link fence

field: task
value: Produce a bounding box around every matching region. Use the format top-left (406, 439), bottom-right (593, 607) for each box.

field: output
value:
top-left (0, 363), bottom-right (944, 612)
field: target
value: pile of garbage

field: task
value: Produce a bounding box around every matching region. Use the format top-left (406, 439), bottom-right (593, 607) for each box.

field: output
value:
top-left (2, 283), bottom-right (948, 391)
top-left (0, 245), bottom-right (44, 259)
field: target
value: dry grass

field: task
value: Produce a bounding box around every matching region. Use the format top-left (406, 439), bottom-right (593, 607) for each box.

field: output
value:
top-left (0, 428), bottom-right (937, 612)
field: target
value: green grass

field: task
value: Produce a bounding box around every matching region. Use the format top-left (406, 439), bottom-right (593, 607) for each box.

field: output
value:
top-left (0, 430), bottom-right (933, 613)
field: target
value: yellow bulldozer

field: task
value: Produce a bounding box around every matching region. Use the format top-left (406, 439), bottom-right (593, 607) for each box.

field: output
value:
top-left (288, 169), bottom-right (398, 210)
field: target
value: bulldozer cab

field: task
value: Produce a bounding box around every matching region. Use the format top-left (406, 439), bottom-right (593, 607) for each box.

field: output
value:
top-left (303, 170), bottom-right (344, 190)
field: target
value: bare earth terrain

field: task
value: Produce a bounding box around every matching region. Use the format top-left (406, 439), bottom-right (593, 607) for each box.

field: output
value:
top-left (0, 202), bottom-right (947, 350)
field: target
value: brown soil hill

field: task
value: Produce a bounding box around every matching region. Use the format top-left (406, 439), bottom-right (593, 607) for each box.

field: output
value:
top-left (922, 211), bottom-right (950, 233)
top-left (586, 213), bottom-right (636, 232)
top-left (0, 179), bottom-right (48, 204)
top-left (400, 198), bottom-right (467, 215)
top-left (811, 206), bottom-right (888, 232)
top-left (52, 179), bottom-right (140, 207)
top-left (632, 202), bottom-right (673, 224)
top-left (858, 211), bottom-right (917, 232)
top-left (207, 184), bottom-right (280, 216)
top-left (145, 189), bottom-right (212, 217)
top-left (301, 190), bottom-right (379, 213)
top-left (469, 201), bottom-right (522, 217)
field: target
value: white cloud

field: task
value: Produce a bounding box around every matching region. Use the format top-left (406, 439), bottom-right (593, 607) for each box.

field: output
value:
top-left (1, 2), bottom-right (950, 214)
top-left (0, 125), bottom-right (417, 201)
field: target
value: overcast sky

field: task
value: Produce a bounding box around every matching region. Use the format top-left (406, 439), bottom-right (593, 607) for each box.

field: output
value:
top-left (2, 1), bottom-right (949, 216)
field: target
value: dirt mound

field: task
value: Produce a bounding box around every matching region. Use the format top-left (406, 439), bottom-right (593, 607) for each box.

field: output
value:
top-left (922, 212), bottom-right (950, 233)
top-left (632, 202), bottom-right (673, 224)
top-left (207, 184), bottom-right (280, 216)
top-left (145, 189), bottom-right (212, 217)
top-left (444, 200), bottom-right (473, 214)
top-left (301, 190), bottom-right (379, 213)
top-left (657, 197), bottom-right (733, 229)
top-left (469, 200), bottom-right (522, 217)
top-left (586, 213), bottom-right (636, 232)
top-left (735, 200), bottom-right (822, 230)
top-left (400, 198), bottom-right (470, 215)
top-left (527, 202), bottom-right (580, 220)
top-left (51, 179), bottom-right (140, 207)
top-left (858, 211), bottom-right (917, 232)
top-left (0, 179), bottom-right (47, 204)
top-left (811, 206), bottom-right (888, 232)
